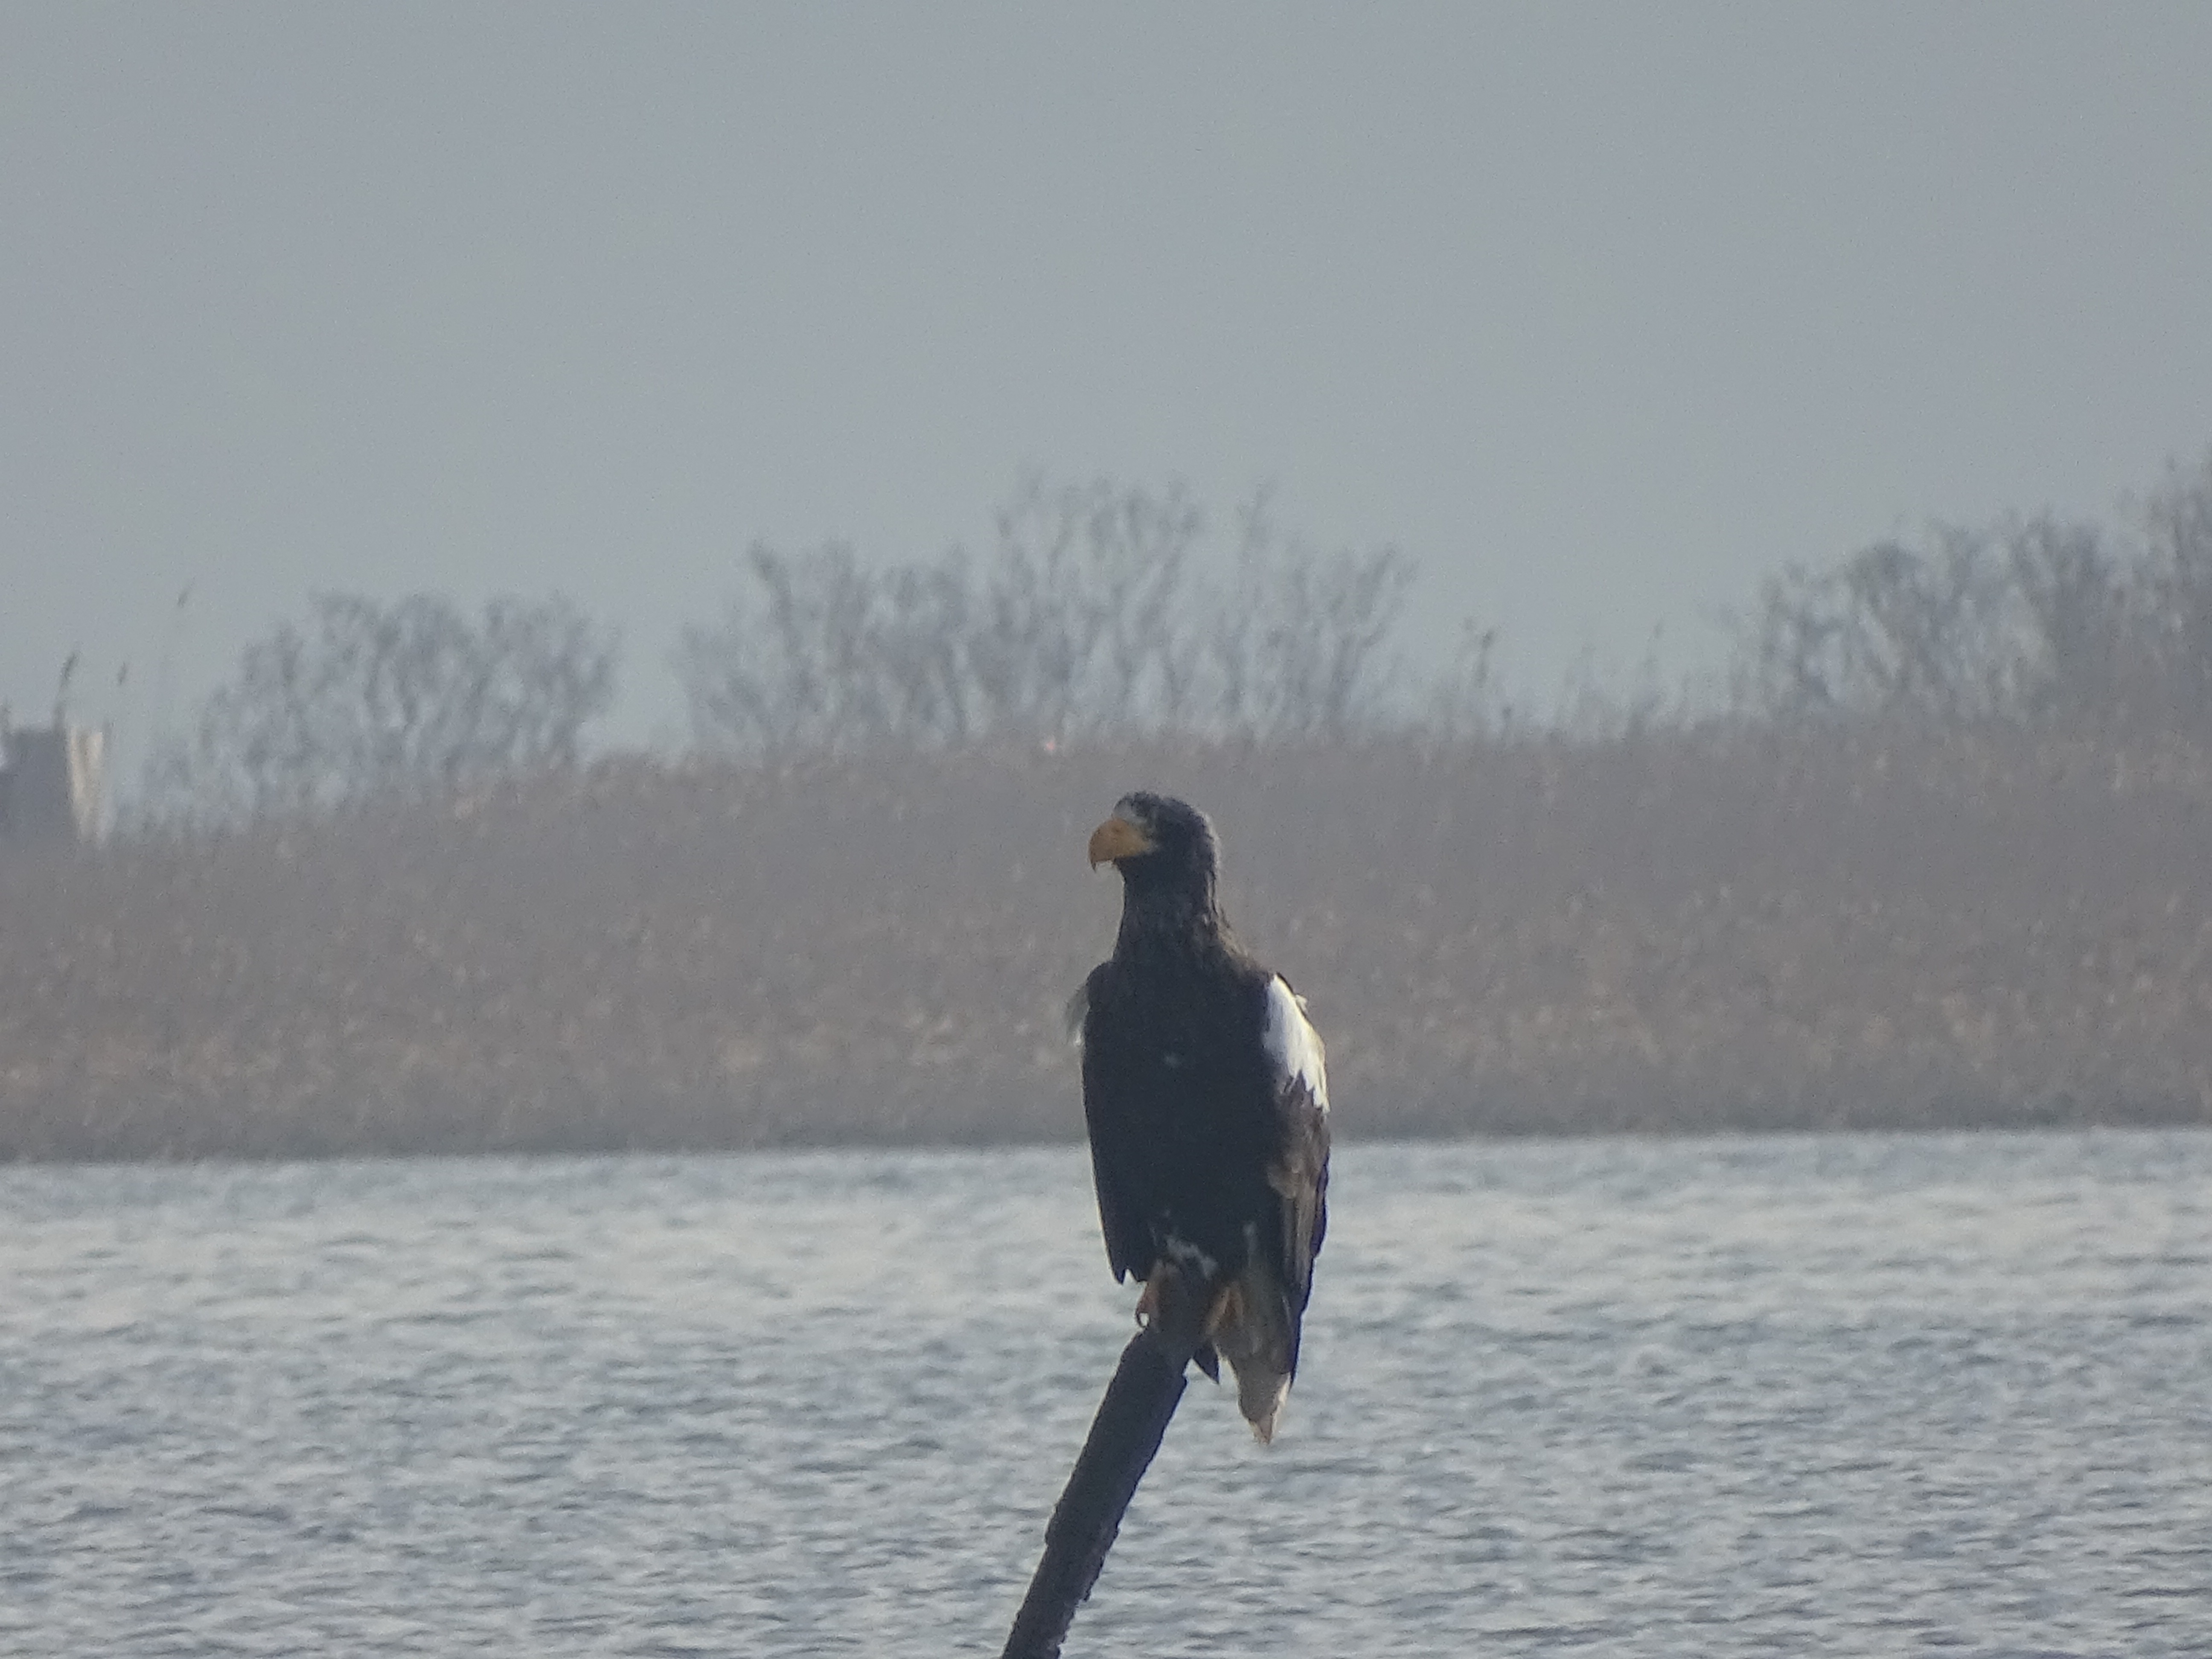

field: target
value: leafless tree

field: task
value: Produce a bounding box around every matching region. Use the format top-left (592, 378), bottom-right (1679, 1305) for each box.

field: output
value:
top-left (1734, 528), bottom-right (2025, 725)
top-left (963, 477), bottom-right (1204, 739)
top-left (2004, 514), bottom-right (2136, 728)
top-left (1416, 619), bottom-right (1505, 739)
top-left (2137, 450), bottom-right (2212, 734)
top-left (675, 544), bottom-right (893, 756)
top-left (1208, 498), bottom-right (1415, 739)
top-left (676, 477), bottom-right (1418, 754)
top-left (1726, 447), bottom-right (2212, 744)
top-left (141, 592), bottom-right (616, 823)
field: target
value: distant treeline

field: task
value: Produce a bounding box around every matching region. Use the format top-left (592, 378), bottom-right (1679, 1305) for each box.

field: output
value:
top-left (135, 475), bottom-right (1428, 824)
top-left (7, 450), bottom-right (2211, 1160)
top-left (134, 449), bottom-right (2212, 826)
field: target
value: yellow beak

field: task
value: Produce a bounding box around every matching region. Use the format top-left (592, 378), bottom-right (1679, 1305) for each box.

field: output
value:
top-left (1087, 814), bottom-right (1154, 868)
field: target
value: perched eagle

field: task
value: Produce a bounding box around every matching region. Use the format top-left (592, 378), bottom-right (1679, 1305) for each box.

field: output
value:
top-left (1072, 792), bottom-right (1330, 1442)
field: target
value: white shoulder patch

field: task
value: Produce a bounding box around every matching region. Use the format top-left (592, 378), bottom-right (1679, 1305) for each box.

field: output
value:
top-left (1261, 975), bottom-right (1329, 1113)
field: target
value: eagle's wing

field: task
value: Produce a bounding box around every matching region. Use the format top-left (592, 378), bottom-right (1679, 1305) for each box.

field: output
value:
top-left (1075, 964), bottom-right (1152, 1284)
top-left (1259, 974), bottom-right (1331, 1328)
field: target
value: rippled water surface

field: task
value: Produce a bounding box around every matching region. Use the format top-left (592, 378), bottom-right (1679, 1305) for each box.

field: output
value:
top-left (3, 1132), bottom-right (2209, 1657)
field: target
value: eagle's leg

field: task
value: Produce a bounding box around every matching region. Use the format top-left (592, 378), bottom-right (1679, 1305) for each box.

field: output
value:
top-left (1186, 1281), bottom-right (1247, 1384)
top-left (1203, 1280), bottom-right (1245, 1340)
top-left (1134, 1265), bottom-right (1223, 1382)
top-left (1132, 1275), bottom-right (1161, 1330)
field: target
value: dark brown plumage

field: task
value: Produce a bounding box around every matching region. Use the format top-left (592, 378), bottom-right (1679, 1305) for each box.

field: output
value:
top-left (1074, 792), bottom-right (1330, 1441)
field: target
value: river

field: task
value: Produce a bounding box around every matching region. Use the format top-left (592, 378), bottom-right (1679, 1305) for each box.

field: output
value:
top-left (3, 1131), bottom-right (2207, 1656)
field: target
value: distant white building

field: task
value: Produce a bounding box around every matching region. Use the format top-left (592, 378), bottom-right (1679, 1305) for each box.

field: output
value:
top-left (0, 717), bottom-right (107, 846)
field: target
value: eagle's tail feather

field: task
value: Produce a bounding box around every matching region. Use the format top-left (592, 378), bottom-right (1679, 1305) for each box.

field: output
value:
top-left (1235, 1366), bottom-right (1292, 1444)
top-left (1141, 1258), bottom-right (1290, 1435)
top-left (1212, 1259), bottom-right (1297, 1444)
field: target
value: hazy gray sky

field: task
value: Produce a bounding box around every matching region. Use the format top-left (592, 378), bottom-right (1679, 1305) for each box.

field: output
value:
top-left (5, 3), bottom-right (2209, 757)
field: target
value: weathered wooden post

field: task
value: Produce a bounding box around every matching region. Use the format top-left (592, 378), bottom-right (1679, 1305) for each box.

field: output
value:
top-left (999, 1320), bottom-right (1202, 1659)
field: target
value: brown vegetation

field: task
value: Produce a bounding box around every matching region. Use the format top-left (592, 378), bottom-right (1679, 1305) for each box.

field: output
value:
top-left (7, 729), bottom-right (2212, 1161)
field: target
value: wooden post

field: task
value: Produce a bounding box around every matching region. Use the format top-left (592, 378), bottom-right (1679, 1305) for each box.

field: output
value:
top-left (999, 1325), bottom-right (1197, 1659)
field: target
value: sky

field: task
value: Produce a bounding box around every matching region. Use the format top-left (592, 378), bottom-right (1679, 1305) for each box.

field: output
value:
top-left (5, 3), bottom-right (2210, 766)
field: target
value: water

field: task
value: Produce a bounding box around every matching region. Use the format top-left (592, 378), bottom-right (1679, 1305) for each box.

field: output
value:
top-left (2, 1132), bottom-right (2207, 1659)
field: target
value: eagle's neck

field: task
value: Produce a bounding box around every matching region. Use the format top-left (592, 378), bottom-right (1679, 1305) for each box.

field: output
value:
top-left (1114, 869), bottom-right (1228, 961)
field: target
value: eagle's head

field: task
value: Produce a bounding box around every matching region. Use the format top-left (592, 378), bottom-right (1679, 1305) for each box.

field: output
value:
top-left (1087, 792), bottom-right (1222, 907)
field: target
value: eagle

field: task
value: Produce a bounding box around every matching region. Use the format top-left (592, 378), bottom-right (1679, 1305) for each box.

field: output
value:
top-left (1072, 792), bottom-right (1330, 1443)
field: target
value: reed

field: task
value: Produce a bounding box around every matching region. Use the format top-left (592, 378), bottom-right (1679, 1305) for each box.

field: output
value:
top-left (5, 726), bottom-right (2209, 1161)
